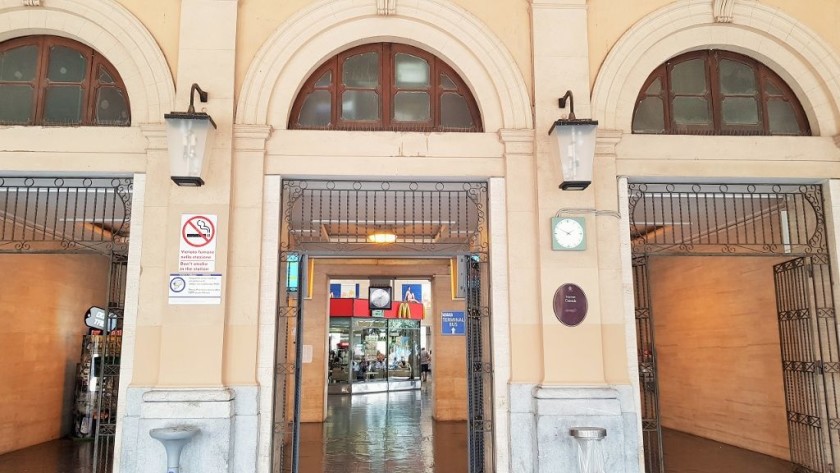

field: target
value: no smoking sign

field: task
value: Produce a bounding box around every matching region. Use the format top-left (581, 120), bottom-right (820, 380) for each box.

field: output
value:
top-left (179, 214), bottom-right (217, 272)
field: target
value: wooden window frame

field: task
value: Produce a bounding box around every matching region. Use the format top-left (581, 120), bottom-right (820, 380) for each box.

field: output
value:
top-left (632, 50), bottom-right (810, 136)
top-left (0, 35), bottom-right (131, 126)
top-left (289, 43), bottom-right (482, 132)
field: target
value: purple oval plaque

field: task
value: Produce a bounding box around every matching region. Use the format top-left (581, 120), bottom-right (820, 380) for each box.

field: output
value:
top-left (553, 284), bottom-right (588, 327)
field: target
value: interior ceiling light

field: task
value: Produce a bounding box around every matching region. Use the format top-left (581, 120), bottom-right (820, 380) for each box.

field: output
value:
top-left (368, 232), bottom-right (397, 243)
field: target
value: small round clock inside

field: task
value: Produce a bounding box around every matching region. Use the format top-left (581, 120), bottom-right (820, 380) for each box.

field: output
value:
top-left (368, 286), bottom-right (392, 310)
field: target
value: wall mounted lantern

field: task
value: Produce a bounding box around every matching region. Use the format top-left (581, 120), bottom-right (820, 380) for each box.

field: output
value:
top-left (165, 83), bottom-right (217, 187)
top-left (549, 90), bottom-right (598, 191)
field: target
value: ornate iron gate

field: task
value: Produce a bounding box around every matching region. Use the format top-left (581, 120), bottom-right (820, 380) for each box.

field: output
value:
top-left (0, 176), bottom-right (132, 473)
top-left (271, 251), bottom-right (306, 473)
top-left (274, 179), bottom-right (491, 473)
top-left (774, 255), bottom-right (840, 473)
top-left (632, 256), bottom-right (663, 473)
top-left (466, 252), bottom-right (494, 472)
top-left (628, 183), bottom-right (837, 473)
top-left (92, 251), bottom-right (128, 473)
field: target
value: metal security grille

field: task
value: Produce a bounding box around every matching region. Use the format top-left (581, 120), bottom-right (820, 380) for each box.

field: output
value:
top-left (280, 180), bottom-right (487, 255)
top-left (629, 183), bottom-right (825, 256)
top-left (632, 256), bottom-right (663, 473)
top-left (628, 182), bottom-right (837, 473)
top-left (0, 177), bottom-right (131, 253)
top-left (774, 255), bottom-right (839, 473)
top-left (465, 253), bottom-right (494, 472)
top-left (272, 252), bottom-right (306, 473)
top-left (274, 179), bottom-right (491, 473)
top-left (92, 252), bottom-right (127, 473)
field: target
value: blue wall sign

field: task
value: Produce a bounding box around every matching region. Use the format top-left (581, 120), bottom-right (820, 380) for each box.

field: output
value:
top-left (441, 311), bottom-right (466, 336)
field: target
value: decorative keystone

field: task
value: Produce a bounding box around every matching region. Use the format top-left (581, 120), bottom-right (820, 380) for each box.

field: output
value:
top-left (713, 0), bottom-right (735, 23)
top-left (23, 0), bottom-right (41, 5)
top-left (376, 0), bottom-right (396, 15)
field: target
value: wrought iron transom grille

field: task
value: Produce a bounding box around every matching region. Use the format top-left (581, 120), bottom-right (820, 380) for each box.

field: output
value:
top-left (0, 176), bottom-right (132, 254)
top-left (629, 183), bottom-right (826, 256)
top-left (281, 180), bottom-right (488, 255)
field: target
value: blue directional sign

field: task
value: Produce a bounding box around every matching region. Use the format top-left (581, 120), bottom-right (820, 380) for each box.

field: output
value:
top-left (441, 311), bottom-right (466, 336)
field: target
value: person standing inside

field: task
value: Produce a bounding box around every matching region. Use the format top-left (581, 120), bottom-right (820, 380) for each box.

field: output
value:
top-left (420, 347), bottom-right (431, 382)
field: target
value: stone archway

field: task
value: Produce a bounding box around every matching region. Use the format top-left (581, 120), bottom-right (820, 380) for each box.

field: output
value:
top-left (235, 0), bottom-right (532, 132)
top-left (591, 0), bottom-right (840, 136)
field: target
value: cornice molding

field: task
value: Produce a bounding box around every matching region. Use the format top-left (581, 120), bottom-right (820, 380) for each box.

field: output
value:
top-left (233, 124), bottom-right (272, 152)
top-left (499, 128), bottom-right (535, 156)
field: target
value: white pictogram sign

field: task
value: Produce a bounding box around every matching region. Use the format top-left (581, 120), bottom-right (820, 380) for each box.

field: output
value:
top-left (179, 214), bottom-right (217, 272)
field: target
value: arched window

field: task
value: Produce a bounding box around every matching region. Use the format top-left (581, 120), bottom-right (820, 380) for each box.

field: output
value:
top-left (0, 36), bottom-right (130, 126)
top-left (632, 50), bottom-right (809, 136)
top-left (290, 43), bottom-right (482, 132)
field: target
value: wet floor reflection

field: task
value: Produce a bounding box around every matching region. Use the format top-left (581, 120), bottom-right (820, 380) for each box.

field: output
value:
top-left (0, 438), bottom-right (95, 473)
top-left (663, 428), bottom-right (794, 473)
top-left (300, 388), bottom-right (468, 473)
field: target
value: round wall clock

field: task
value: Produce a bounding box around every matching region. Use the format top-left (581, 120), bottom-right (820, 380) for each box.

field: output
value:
top-left (551, 216), bottom-right (586, 251)
top-left (369, 286), bottom-right (392, 310)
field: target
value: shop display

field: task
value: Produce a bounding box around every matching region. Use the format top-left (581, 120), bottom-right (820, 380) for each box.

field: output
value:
top-left (73, 335), bottom-right (120, 439)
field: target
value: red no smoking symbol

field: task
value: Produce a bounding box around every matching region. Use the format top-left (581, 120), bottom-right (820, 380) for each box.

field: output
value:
top-left (182, 216), bottom-right (216, 247)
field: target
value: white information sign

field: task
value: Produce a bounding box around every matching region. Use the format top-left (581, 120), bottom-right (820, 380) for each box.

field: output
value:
top-left (168, 273), bottom-right (222, 305)
top-left (179, 214), bottom-right (218, 272)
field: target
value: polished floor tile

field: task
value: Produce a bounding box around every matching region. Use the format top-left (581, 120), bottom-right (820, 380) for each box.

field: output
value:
top-left (0, 439), bottom-right (97, 473)
top-left (663, 428), bottom-right (794, 473)
top-left (299, 388), bottom-right (468, 473)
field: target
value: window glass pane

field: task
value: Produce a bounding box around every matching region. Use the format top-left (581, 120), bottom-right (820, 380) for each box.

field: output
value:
top-left (768, 99), bottom-right (801, 135)
top-left (765, 80), bottom-right (784, 96)
top-left (95, 87), bottom-right (130, 125)
top-left (342, 90), bottom-right (379, 120)
top-left (0, 45), bottom-right (38, 82)
top-left (719, 59), bottom-right (756, 94)
top-left (299, 90), bottom-right (332, 127)
top-left (343, 52), bottom-right (379, 88)
top-left (0, 84), bottom-right (34, 124)
top-left (393, 91), bottom-right (430, 122)
top-left (670, 58), bottom-right (707, 94)
top-left (395, 53), bottom-right (429, 87)
top-left (441, 74), bottom-right (457, 90)
top-left (672, 96), bottom-right (711, 125)
top-left (441, 92), bottom-right (473, 129)
top-left (98, 68), bottom-right (114, 84)
top-left (632, 97), bottom-right (665, 133)
top-left (645, 78), bottom-right (661, 95)
top-left (721, 96), bottom-right (759, 125)
top-left (315, 71), bottom-right (332, 88)
top-left (43, 86), bottom-right (83, 125)
top-left (47, 46), bottom-right (87, 83)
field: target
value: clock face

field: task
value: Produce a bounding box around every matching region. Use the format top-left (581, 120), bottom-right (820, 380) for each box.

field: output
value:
top-left (369, 287), bottom-right (392, 309)
top-left (552, 217), bottom-right (585, 250)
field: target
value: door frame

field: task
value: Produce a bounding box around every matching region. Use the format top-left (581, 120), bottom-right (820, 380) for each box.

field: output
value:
top-left (255, 175), bottom-right (512, 473)
top-left (619, 178), bottom-right (840, 473)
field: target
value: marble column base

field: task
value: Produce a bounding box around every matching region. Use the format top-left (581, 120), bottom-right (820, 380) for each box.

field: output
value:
top-left (509, 383), bottom-right (641, 473)
top-left (118, 386), bottom-right (258, 473)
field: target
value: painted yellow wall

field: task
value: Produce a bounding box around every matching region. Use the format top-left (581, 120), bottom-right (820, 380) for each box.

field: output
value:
top-left (0, 254), bottom-right (109, 455)
top-left (650, 256), bottom-right (790, 460)
top-left (116, 0), bottom-right (180, 82)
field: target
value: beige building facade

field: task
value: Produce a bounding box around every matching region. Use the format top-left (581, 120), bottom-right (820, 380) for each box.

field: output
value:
top-left (1, 0), bottom-right (840, 471)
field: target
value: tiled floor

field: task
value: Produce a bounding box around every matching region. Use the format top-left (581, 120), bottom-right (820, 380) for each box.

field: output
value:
top-left (0, 401), bottom-right (800, 473)
top-left (299, 387), bottom-right (468, 473)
